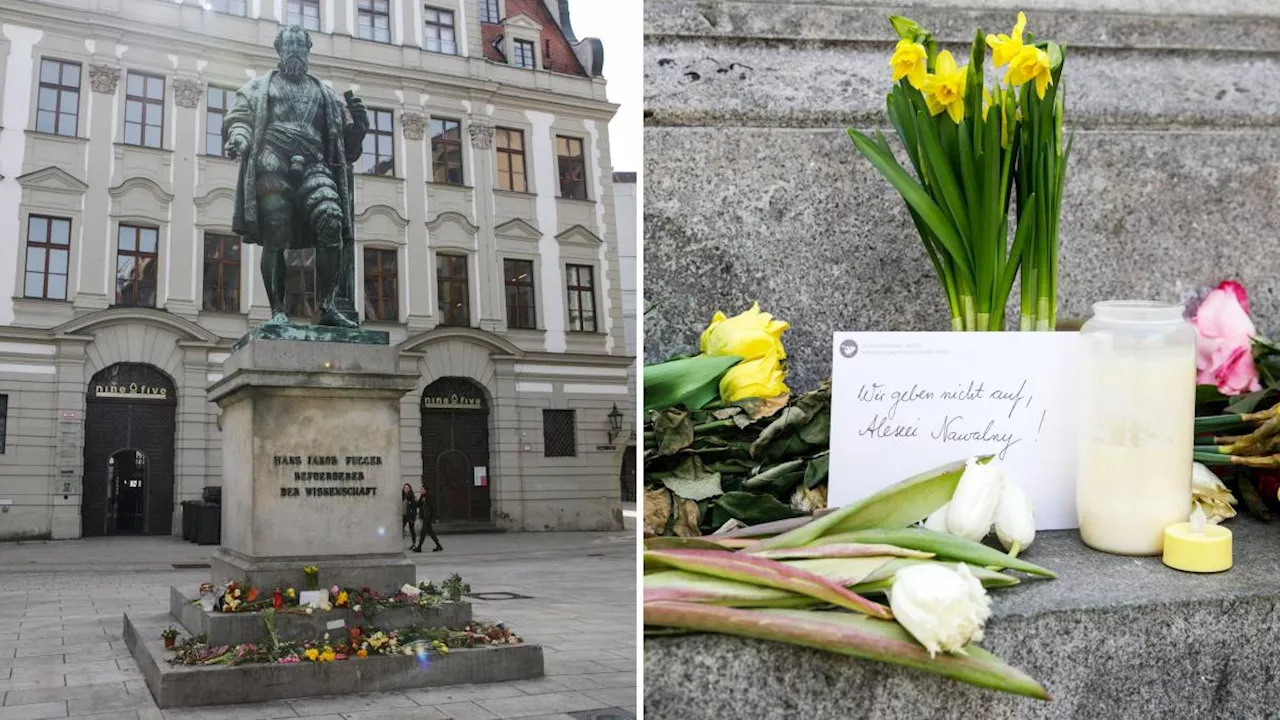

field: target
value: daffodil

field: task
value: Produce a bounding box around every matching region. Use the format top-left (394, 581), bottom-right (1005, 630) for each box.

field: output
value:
top-left (920, 51), bottom-right (968, 124)
top-left (700, 302), bottom-right (789, 361)
top-left (1006, 45), bottom-right (1053, 99)
top-left (889, 38), bottom-right (928, 89)
top-left (304, 648), bottom-right (319, 661)
top-left (986, 11), bottom-right (1026, 67)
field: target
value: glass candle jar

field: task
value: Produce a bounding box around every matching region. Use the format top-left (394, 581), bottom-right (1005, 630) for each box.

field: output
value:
top-left (1076, 301), bottom-right (1196, 555)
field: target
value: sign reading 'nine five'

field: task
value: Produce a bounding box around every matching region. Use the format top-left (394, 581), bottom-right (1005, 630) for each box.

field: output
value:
top-left (828, 332), bottom-right (1081, 530)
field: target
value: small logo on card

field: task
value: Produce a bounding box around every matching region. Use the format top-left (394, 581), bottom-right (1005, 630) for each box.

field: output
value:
top-left (839, 339), bottom-right (859, 359)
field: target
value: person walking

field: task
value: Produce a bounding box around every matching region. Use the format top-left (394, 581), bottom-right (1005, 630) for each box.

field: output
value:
top-left (401, 483), bottom-right (419, 549)
top-left (412, 483), bottom-right (443, 553)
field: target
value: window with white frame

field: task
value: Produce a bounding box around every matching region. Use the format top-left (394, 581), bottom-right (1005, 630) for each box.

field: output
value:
top-left (357, 0), bottom-right (391, 43)
top-left (424, 7), bottom-right (457, 54)
top-left (287, 0), bottom-right (321, 30)
top-left (512, 39), bottom-right (535, 69)
top-left (37, 58), bottom-right (80, 137)
top-left (479, 0), bottom-right (499, 23)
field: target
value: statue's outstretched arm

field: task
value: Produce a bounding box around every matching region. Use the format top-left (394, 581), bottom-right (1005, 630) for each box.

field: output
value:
top-left (341, 92), bottom-right (370, 165)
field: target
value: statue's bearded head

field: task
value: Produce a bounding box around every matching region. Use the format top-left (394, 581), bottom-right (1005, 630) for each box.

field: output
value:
top-left (274, 25), bottom-right (312, 79)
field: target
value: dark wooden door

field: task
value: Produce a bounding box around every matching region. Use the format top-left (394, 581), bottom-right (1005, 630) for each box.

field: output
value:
top-left (620, 445), bottom-right (636, 502)
top-left (82, 364), bottom-right (176, 537)
top-left (420, 378), bottom-right (490, 523)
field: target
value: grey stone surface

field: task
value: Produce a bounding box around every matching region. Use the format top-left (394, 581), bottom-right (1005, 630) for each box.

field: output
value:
top-left (644, 0), bottom-right (1280, 391)
top-left (645, 514), bottom-right (1280, 719)
top-left (123, 612), bottom-right (544, 708)
top-left (209, 339), bottom-right (419, 594)
top-left (169, 587), bottom-right (472, 646)
top-left (223, 335), bottom-right (398, 375)
top-left (0, 530), bottom-right (634, 718)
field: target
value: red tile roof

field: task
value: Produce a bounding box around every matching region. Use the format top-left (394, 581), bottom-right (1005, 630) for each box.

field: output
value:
top-left (480, 0), bottom-right (587, 78)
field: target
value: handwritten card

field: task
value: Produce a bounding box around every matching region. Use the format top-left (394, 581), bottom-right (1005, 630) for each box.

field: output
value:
top-left (829, 332), bottom-right (1081, 530)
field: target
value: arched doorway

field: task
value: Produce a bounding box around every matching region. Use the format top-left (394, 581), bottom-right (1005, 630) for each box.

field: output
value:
top-left (420, 377), bottom-right (490, 524)
top-left (82, 363), bottom-right (177, 537)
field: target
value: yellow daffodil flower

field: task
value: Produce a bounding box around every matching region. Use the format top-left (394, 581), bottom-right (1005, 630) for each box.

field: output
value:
top-left (921, 51), bottom-right (968, 124)
top-left (699, 302), bottom-right (789, 361)
top-left (719, 349), bottom-right (789, 403)
top-left (1006, 45), bottom-right (1053, 99)
top-left (336, 591), bottom-right (348, 607)
top-left (320, 649), bottom-right (336, 662)
top-left (986, 11), bottom-right (1026, 67)
top-left (304, 648), bottom-right (319, 661)
top-left (889, 38), bottom-right (928, 89)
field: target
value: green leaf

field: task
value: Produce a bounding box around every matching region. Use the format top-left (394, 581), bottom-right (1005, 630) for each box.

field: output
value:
top-left (803, 452), bottom-right (830, 489)
top-left (1226, 389), bottom-right (1274, 415)
top-left (1195, 384), bottom-right (1227, 406)
top-left (713, 491), bottom-right (800, 526)
top-left (816, 528), bottom-right (1057, 578)
top-left (644, 354), bottom-right (741, 412)
top-left (652, 408), bottom-right (695, 455)
top-left (848, 129), bottom-right (975, 283)
top-left (652, 455), bottom-right (724, 502)
top-left (642, 604), bottom-right (1051, 700)
top-left (753, 457), bottom-right (976, 550)
top-left (743, 459), bottom-right (806, 489)
top-left (797, 408), bottom-right (831, 445)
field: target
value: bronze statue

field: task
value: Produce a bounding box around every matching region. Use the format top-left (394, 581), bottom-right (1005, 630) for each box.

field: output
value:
top-left (223, 25), bottom-right (368, 328)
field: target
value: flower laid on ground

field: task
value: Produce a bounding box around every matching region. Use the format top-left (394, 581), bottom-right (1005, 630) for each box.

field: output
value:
top-left (304, 648), bottom-right (319, 661)
top-left (719, 349), bottom-right (789, 403)
top-left (945, 458), bottom-right (1005, 541)
top-left (335, 591), bottom-right (349, 608)
top-left (889, 563), bottom-right (992, 659)
top-left (302, 566), bottom-right (320, 591)
top-left (645, 303), bottom-right (790, 412)
top-left (850, 11), bottom-right (1070, 331)
top-left (1193, 280), bottom-right (1260, 396)
top-left (644, 457), bottom-right (1056, 699)
top-left (1192, 462), bottom-right (1237, 523)
top-left (993, 479), bottom-right (1037, 556)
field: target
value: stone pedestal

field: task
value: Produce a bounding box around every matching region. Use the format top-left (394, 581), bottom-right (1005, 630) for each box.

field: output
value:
top-left (206, 327), bottom-right (420, 594)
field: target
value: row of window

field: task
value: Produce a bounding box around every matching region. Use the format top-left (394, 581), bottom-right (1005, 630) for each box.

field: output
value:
top-left (25, 217), bottom-right (599, 331)
top-left (211, 1), bottom-right (532, 67)
top-left (0, 395), bottom-right (578, 459)
top-left (39, 59), bottom-right (588, 199)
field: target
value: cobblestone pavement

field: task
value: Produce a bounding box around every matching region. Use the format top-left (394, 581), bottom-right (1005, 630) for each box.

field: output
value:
top-left (0, 531), bottom-right (637, 720)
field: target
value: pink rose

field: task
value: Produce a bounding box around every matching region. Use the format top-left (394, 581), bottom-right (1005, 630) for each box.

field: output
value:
top-left (1193, 280), bottom-right (1261, 395)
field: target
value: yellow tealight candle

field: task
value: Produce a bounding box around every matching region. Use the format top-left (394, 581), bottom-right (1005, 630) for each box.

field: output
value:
top-left (1162, 505), bottom-right (1232, 573)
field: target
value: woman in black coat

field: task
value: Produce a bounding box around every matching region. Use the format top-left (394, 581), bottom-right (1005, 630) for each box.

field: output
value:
top-left (412, 483), bottom-right (443, 553)
top-left (401, 483), bottom-right (418, 549)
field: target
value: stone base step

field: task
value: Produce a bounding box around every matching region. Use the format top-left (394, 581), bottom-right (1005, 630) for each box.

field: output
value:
top-left (124, 611), bottom-right (543, 708)
top-left (170, 586), bottom-right (473, 645)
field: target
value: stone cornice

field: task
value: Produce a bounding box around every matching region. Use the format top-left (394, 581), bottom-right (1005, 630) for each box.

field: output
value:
top-left (6, 2), bottom-right (618, 121)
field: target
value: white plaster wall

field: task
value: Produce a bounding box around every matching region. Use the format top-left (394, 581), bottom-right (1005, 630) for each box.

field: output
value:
top-left (0, 24), bottom-right (43, 326)
top-left (584, 119), bottom-right (614, 354)
top-left (526, 109), bottom-right (565, 352)
top-left (614, 179), bottom-right (637, 358)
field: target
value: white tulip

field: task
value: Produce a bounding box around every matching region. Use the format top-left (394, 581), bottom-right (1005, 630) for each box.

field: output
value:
top-left (923, 502), bottom-right (951, 533)
top-left (1191, 462), bottom-right (1237, 524)
top-left (945, 457), bottom-right (1005, 541)
top-left (993, 478), bottom-right (1036, 556)
top-left (889, 563), bottom-right (991, 659)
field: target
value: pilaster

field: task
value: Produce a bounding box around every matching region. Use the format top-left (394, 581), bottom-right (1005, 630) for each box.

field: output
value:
top-left (401, 111), bottom-right (432, 329)
top-left (76, 61), bottom-right (120, 311)
top-left (166, 75), bottom-right (204, 320)
top-left (469, 120), bottom-right (503, 332)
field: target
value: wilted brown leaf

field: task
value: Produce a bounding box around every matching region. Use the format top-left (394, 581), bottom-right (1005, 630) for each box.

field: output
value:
top-left (673, 497), bottom-right (702, 537)
top-left (644, 488), bottom-right (673, 536)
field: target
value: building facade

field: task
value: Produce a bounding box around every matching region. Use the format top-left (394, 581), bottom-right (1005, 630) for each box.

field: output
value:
top-left (613, 171), bottom-right (636, 504)
top-left (0, 0), bottom-right (633, 540)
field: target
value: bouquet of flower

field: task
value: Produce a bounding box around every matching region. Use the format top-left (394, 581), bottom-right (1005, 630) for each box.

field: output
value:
top-left (1188, 281), bottom-right (1280, 519)
top-left (850, 12), bottom-right (1071, 331)
top-left (645, 304), bottom-right (832, 535)
top-left (645, 457), bottom-right (1056, 698)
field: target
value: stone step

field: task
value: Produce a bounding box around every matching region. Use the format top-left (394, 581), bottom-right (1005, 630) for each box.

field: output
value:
top-left (124, 611), bottom-right (544, 708)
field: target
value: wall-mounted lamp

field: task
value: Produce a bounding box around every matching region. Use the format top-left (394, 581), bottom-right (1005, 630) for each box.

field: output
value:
top-left (607, 403), bottom-right (624, 444)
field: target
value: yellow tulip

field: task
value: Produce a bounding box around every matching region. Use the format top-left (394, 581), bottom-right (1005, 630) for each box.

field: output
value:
top-left (304, 648), bottom-right (319, 661)
top-left (889, 39), bottom-right (928, 90)
top-left (719, 350), bottom-right (789, 403)
top-left (986, 11), bottom-right (1026, 68)
top-left (699, 302), bottom-right (788, 361)
top-left (920, 51), bottom-right (968, 124)
top-left (1005, 45), bottom-right (1053, 99)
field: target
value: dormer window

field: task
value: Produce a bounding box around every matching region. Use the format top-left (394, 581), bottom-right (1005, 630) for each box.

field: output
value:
top-left (512, 40), bottom-right (535, 69)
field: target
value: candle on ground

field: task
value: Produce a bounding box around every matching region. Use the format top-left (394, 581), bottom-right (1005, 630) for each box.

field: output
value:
top-left (1162, 504), bottom-right (1232, 573)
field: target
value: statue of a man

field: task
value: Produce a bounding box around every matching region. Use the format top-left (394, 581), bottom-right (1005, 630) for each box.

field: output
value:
top-left (223, 25), bottom-right (368, 328)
